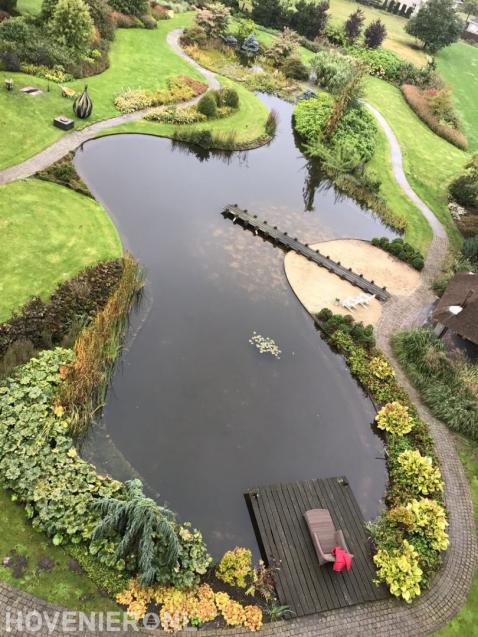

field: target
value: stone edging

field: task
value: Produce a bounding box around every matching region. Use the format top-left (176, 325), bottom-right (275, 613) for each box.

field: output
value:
top-left (0, 30), bottom-right (477, 637)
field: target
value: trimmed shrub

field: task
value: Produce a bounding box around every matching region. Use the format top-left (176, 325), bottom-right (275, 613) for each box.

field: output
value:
top-left (0, 16), bottom-right (30, 43)
top-left (212, 86), bottom-right (239, 108)
top-left (449, 153), bottom-right (478, 210)
top-left (401, 84), bottom-right (468, 150)
top-left (197, 91), bottom-right (218, 118)
top-left (281, 55), bottom-right (309, 80)
top-left (140, 13), bottom-right (156, 28)
top-left (461, 235), bottom-right (478, 264)
top-left (309, 50), bottom-right (355, 95)
top-left (371, 237), bottom-right (424, 270)
top-left (180, 24), bottom-right (208, 47)
top-left (108, 0), bottom-right (148, 17)
top-left (363, 18), bottom-right (387, 48)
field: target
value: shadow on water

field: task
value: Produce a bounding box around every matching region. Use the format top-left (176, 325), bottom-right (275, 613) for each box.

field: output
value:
top-left (75, 94), bottom-right (394, 559)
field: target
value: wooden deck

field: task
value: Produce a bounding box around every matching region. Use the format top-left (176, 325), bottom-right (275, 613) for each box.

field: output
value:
top-left (223, 205), bottom-right (391, 301)
top-left (246, 477), bottom-right (388, 616)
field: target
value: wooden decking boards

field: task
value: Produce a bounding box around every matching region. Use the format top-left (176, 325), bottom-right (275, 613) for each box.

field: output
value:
top-left (246, 477), bottom-right (389, 616)
top-left (223, 205), bottom-right (391, 301)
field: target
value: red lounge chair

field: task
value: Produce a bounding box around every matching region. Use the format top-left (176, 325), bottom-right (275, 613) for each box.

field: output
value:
top-left (304, 508), bottom-right (350, 566)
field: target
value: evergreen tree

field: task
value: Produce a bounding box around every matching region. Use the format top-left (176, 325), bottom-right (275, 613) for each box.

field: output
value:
top-left (241, 32), bottom-right (260, 62)
top-left (0, 0), bottom-right (17, 13)
top-left (251, 0), bottom-right (289, 29)
top-left (291, 0), bottom-right (329, 40)
top-left (92, 480), bottom-right (180, 587)
top-left (344, 9), bottom-right (365, 43)
top-left (41, 0), bottom-right (59, 22)
top-left (405, 0), bottom-right (464, 53)
top-left (48, 0), bottom-right (94, 51)
top-left (364, 19), bottom-right (387, 48)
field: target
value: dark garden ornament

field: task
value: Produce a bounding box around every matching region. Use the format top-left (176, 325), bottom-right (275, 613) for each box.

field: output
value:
top-left (73, 85), bottom-right (93, 119)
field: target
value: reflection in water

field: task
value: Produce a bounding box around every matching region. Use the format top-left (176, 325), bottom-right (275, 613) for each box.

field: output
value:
top-left (75, 94), bottom-right (393, 558)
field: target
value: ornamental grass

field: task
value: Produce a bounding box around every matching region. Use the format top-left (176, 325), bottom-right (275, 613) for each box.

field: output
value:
top-left (59, 253), bottom-right (143, 437)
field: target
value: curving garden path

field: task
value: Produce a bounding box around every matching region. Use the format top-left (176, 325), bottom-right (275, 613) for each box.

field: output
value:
top-left (0, 30), bottom-right (477, 637)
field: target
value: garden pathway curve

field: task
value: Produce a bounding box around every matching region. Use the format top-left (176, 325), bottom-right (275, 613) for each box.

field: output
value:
top-left (0, 31), bottom-right (477, 637)
top-left (0, 30), bottom-right (219, 187)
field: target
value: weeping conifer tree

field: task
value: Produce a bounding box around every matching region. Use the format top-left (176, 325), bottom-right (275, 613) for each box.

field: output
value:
top-left (91, 479), bottom-right (180, 586)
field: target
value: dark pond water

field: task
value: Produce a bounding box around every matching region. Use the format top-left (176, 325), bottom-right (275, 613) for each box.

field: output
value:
top-left (75, 94), bottom-right (395, 559)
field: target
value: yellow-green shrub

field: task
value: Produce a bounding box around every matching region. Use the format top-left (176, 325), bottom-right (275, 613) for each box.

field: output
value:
top-left (373, 540), bottom-right (423, 602)
top-left (216, 547), bottom-right (253, 588)
top-left (406, 498), bottom-right (449, 551)
top-left (376, 401), bottom-right (415, 436)
top-left (397, 449), bottom-right (444, 496)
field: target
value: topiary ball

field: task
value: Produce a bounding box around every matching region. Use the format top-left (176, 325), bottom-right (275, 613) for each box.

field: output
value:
top-left (73, 86), bottom-right (93, 119)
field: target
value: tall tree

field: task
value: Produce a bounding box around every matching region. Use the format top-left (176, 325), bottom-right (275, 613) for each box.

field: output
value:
top-left (48, 0), bottom-right (94, 51)
top-left (291, 0), bottom-right (329, 40)
top-left (0, 0), bottom-right (17, 13)
top-left (324, 66), bottom-right (365, 140)
top-left (364, 19), bottom-right (387, 48)
top-left (251, 0), bottom-right (289, 29)
top-left (463, 0), bottom-right (478, 24)
top-left (344, 9), bottom-right (365, 43)
top-left (405, 0), bottom-right (464, 53)
top-left (91, 480), bottom-right (180, 587)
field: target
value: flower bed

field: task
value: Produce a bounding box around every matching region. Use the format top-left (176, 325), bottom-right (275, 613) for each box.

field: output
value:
top-left (316, 309), bottom-right (448, 601)
top-left (114, 76), bottom-right (208, 114)
top-left (401, 84), bottom-right (468, 150)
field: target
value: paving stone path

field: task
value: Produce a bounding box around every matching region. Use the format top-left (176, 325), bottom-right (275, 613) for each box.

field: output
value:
top-left (0, 34), bottom-right (476, 637)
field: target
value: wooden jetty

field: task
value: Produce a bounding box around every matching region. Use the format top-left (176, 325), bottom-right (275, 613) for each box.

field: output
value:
top-left (246, 477), bottom-right (388, 617)
top-left (223, 205), bottom-right (391, 301)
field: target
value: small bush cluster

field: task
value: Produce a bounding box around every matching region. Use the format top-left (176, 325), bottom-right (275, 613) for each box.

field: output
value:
top-left (19, 62), bottom-right (72, 82)
top-left (371, 237), bottom-right (425, 270)
top-left (36, 152), bottom-right (91, 196)
top-left (216, 547), bottom-right (253, 588)
top-left (309, 50), bottom-right (355, 95)
top-left (116, 579), bottom-right (263, 632)
top-left (401, 84), bottom-right (468, 150)
top-left (114, 76), bottom-right (208, 113)
top-left (145, 104), bottom-right (207, 124)
top-left (393, 328), bottom-right (478, 440)
top-left (449, 153), bottom-right (478, 211)
top-left (375, 401), bottom-right (415, 435)
top-left (316, 308), bottom-right (375, 349)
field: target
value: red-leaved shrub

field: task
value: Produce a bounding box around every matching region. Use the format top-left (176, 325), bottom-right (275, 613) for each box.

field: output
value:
top-left (401, 84), bottom-right (468, 150)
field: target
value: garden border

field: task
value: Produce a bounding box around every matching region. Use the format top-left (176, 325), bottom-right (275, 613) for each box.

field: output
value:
top-left (0, 26), bottom-right (477, 637)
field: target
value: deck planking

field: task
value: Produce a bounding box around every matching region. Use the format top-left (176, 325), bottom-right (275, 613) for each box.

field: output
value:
top-left (223, 205), bottom-right (391, 301)
top-left (246, 477), bottom-right (388, 616)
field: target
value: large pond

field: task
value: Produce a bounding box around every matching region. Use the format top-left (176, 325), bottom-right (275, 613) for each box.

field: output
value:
top-left (75, 94), bottom-right (395, 558)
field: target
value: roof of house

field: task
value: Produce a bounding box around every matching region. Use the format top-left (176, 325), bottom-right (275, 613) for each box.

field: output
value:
top-left (433, 272), bottom-right (478, 344)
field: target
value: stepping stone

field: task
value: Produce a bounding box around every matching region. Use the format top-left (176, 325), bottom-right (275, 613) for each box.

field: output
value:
top-left (53, 116), bottom-right (74, 130)
top-left (20, 86), bottom-right (43, 96)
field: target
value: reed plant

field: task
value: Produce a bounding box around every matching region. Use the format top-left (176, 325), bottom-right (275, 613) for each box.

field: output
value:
top-left (59, 253), bottom-right (144, 437)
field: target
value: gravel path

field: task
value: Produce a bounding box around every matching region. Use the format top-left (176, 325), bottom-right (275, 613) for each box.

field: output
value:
top-left (0, 36), bottom-right (476, 637)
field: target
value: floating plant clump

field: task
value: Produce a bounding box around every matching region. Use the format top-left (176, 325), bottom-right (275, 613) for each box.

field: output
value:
top-left (249, 331), bottom-right (281, 359)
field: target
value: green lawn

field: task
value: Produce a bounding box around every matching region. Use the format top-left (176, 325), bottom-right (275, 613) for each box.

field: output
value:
top-left (437, 42), bottom-right (478, 153)
top-left (434, 436), bottom-right (478, 636)
top-left (0, 179), bottom-right (122, 322)
top-left (327, 0), bottom-right (428, 66)
top-left (0, 488), bottom-right (118, 612)
top-left (17, 0), bottom-right (41, 15)
top-left (368, 125), bottom-right (433, 254)
top-left (365, 76), bottom-right (467, 250)
top-left (98, 77), bottom-right (269, 145)
top-left (0, 14), bottom-right (201, 170)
